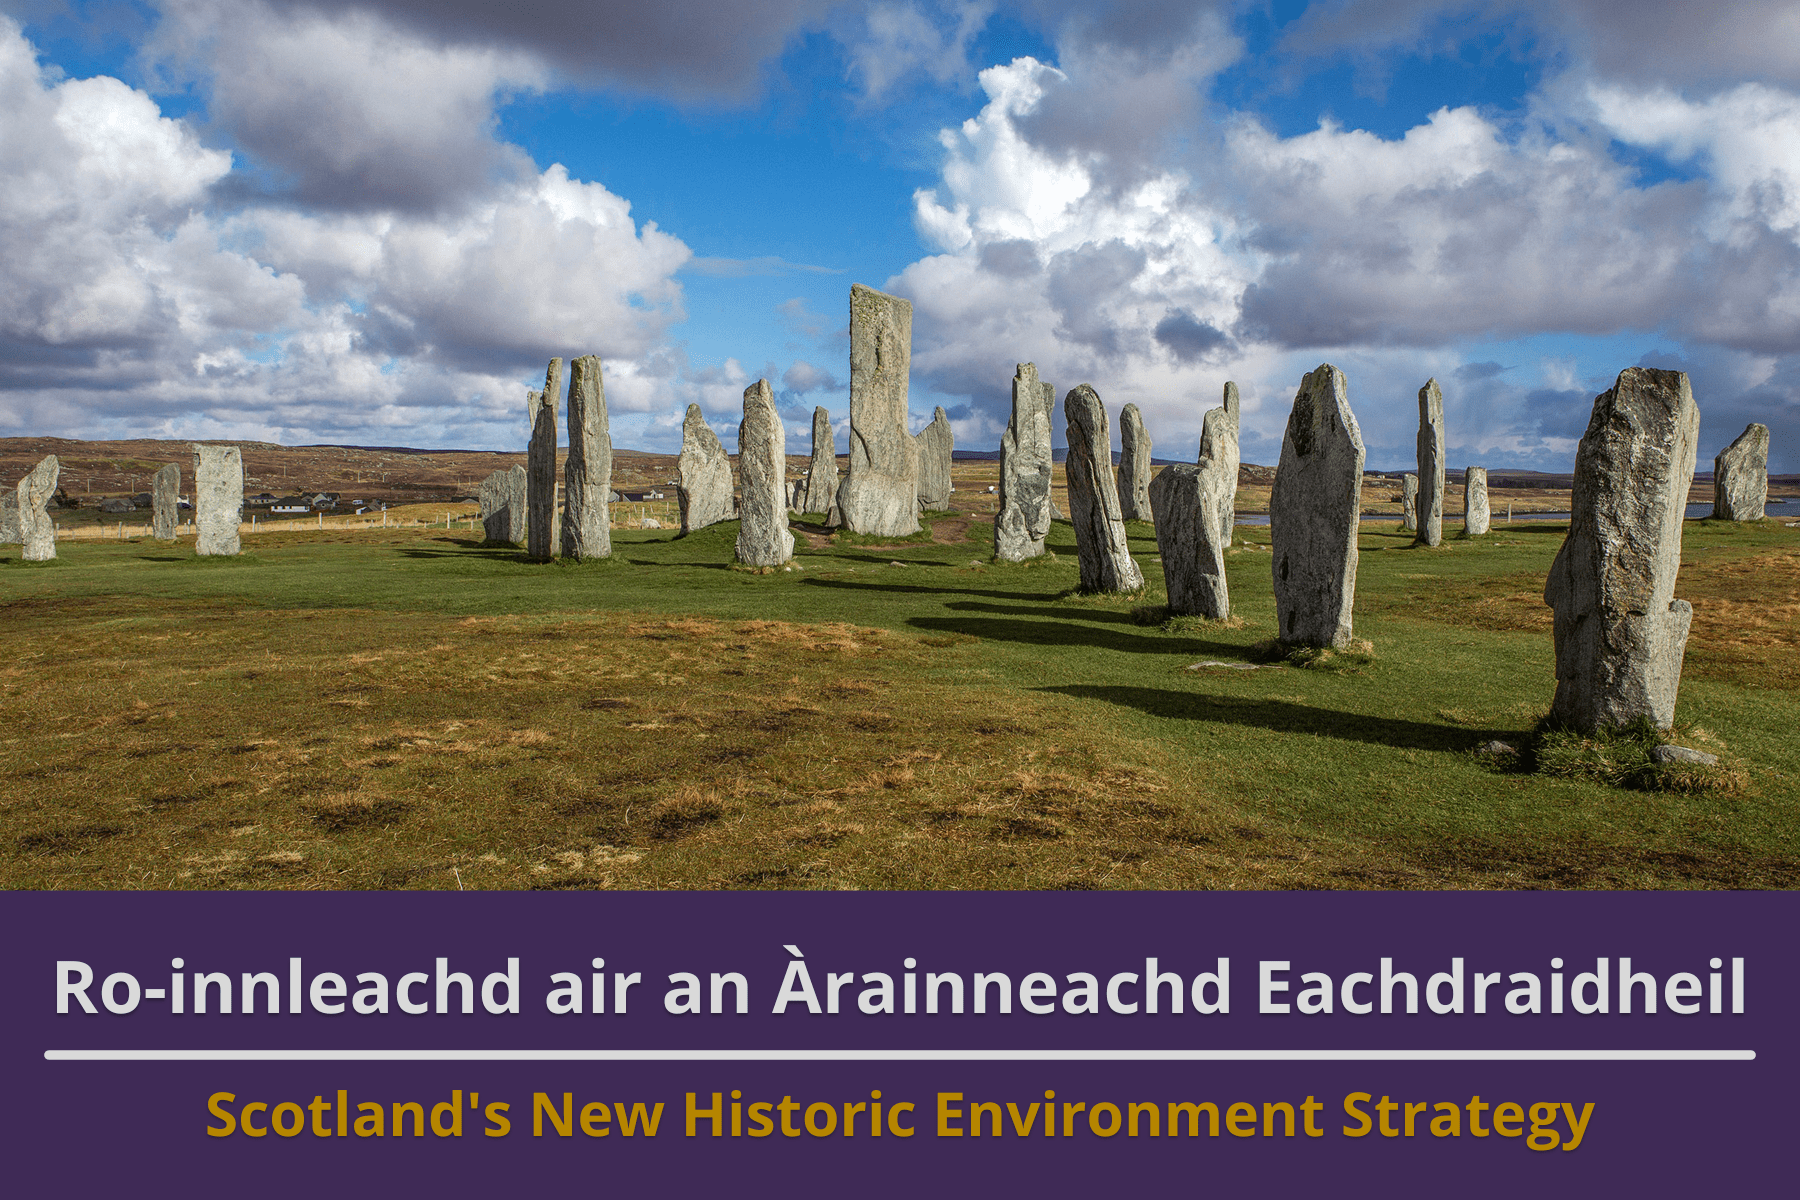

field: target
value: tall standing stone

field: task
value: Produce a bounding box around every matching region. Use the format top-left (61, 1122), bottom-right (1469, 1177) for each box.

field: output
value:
top-left (526, 359), bottom-right (561, 561)
top-left (152, 462), bottom-right (180, 540)
top-left (1116, 403), bottom-right (1152, 521)
top-left (0, 490), bottom-right (17, 544)
top-left (1064, 385), bottom-right (1144, 593)
top-left (1464, 467), bottom-right (1490, 536)
top-left (802, 407), bottom-right (838, 515)
top-left (1270, 364), bottom-right (1365, 648)
top-left (1150, 382), bottom-right (1240, 617)
top-left (191, 444), bottom-right (243, 557)
top-left (1713, 423), bottom-right (1770, 521)
top-left (1544, 367), bottom-right (1699, 731)
top-left (735, 380), bottom-right (795, 567)
top-left (835, 283), bottom-right (919, 535)
top-left (561, 354), bottom-right (612, 560)
top-left (677, 404), bottom-right (735, 533)
top-left (17, 455), bottom-right (59, 561)
top-left (995, 363), bottom-right (1056, 561)
top-left (915, 406), bottom-right (954, 511)
top-left (480, 466), bottom-right (527, 545)
top-left (1416, 378), bottom-right (1445, 546)
top-left (1400, 474), bottom-right (1418, 531)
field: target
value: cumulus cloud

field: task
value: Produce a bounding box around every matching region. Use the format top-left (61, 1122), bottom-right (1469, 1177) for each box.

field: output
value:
top-left (0, 17), bottom-right (695, 448)
top-left (881, 15), bottom-right (1800, 469)
top-left (147, 1), bottom-right (543, 212)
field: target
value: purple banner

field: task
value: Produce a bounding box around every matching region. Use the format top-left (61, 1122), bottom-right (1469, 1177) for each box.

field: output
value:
top-left (3, 891), bottom-right (1788, 1195)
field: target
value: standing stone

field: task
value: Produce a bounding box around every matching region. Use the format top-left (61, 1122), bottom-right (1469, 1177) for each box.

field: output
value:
top-left (561, 354), bottom-right (612, 560)
top-left (17, 455), bottom-right (59, 561)
top-left (995, 363), bottom-right (1056, 561)
top-left (1150, 383), bottom-right (1240, 617)
top-left (734, 380), bottom-right (795, 567)
top-left (677, 404), bottom-right (735, 532)
top-left (526, 360), bottom-right (561, 561)
top-left (152, 462), bottom-right (181, 540)
top-left (1270, 364), bottom-right (1365, 648)
top-left (1064, 385), bottom-right (1144, 593)
top-left (834, 284), bottom-right (919, 535)
top-left (1416, 378), bottom-right (1445, 546)
top-left (1544, 367), bottom-right (1699, 731)
top-left (1400, 474), bottom-right (1419, 531)
top-left (1713, 423), bottom-right (1770, 521)
top-left (0, 490), bottom-right (17, 544)
top-left (802, 407), bottom-right (838, 515)
top-left (190, 444), bottom-right (243, 556)
top-left (1116, 403), bottom-right (1153, 520)
top-left (915, 406), bottom-right (954, 510)
top-left (480, 467), bottom-right (527, 545)
top-left (1464, 467), bottom-right (1490, 536)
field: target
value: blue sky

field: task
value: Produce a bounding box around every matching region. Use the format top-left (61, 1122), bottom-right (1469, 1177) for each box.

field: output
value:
top-left (2, 1), bottom-right (1797, 472)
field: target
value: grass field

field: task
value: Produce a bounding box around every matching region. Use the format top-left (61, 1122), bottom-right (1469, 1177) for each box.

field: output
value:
top-left (3, 511), bottom-right (1796, 891)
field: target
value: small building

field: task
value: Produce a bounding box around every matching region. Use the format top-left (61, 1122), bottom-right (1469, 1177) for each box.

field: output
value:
top-left (271, 498), bottom-right (311, 515)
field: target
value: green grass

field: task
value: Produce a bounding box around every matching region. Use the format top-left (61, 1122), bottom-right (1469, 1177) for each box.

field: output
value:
top-left (2, 515), bottom-right (1797, 890)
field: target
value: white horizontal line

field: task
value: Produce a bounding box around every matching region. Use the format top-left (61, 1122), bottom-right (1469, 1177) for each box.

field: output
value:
top-left (44, 1048), bottom-right (1755, 1063)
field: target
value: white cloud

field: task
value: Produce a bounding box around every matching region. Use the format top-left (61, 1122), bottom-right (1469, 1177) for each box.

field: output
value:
top-left (886, 37), bottom-right (1800, 469)
top-left (148, 0), bottom-right (545, 211)
top-left (0, 18), bottom-right (696, 449)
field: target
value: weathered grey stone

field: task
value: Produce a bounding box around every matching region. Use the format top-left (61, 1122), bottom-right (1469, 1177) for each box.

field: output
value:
top-left (480, 466), bottom-right (526, 544)
top-left (1270, 364), bottom-right (1365, 648)
top-left (1198, 381), bottom-right (1242, 553)
top-left (735, 380), bottom-right (795, 568)
top-left (1713, 422), bottom-right (1769, 521)
top-left (527, 360), bottom-right (560, 560)
top-left (152, 462), bottom-right (180, 540)
top-left (0, 490), bottom-right (18, 544)
top-left (190, 444), bottom-right (243, 556)
top-left (1464, 466), bottom-right (1490, 536)
top-left (915, 406), bottom-right (954, 510)
top-left (677, 404), bottom-right (735, 532)
top-left (1116, 402), bottom-right (1152, 520)
top-left (17, 455), bottom-right (59, 560)
top-left (1544, 367), bottom-right (1699, 731)
top-left (1652, 744), bottom-right (1717, 766)
top-left (561, 354), bottom-right (612, 560)
top-left (834, 283), bottom-right (919, 535)
top-left (1476, 740), bottom-right (1518, 757)
top-left (1064, 385), bottom-right (1144, 593)
top-left (802, 406), bottom-right (837, 515)
top-left (1400, 474), bottom-right (1418, 531)
top-left (1416, 378), bottom-right (1445, 546)
top-left (1150, 382), bottom-right (1239, 617)
top-left (994, 362), bottom-right (1056, 561)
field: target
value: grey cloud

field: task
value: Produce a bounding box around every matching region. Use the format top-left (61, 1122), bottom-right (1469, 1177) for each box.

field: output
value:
top-left (276, 0), bottom-right (840, 102)
top-left (1455, 360), bottom-right (1509, 380)
top-left (1153, 307), bottom-right (1229, 363)
top-left (1047, 240), bottom-right (1146, 356)
top-left (978, 238), bottom-right (1041, 278)
top-left (1278, 1), bottom-right (1800, 94)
